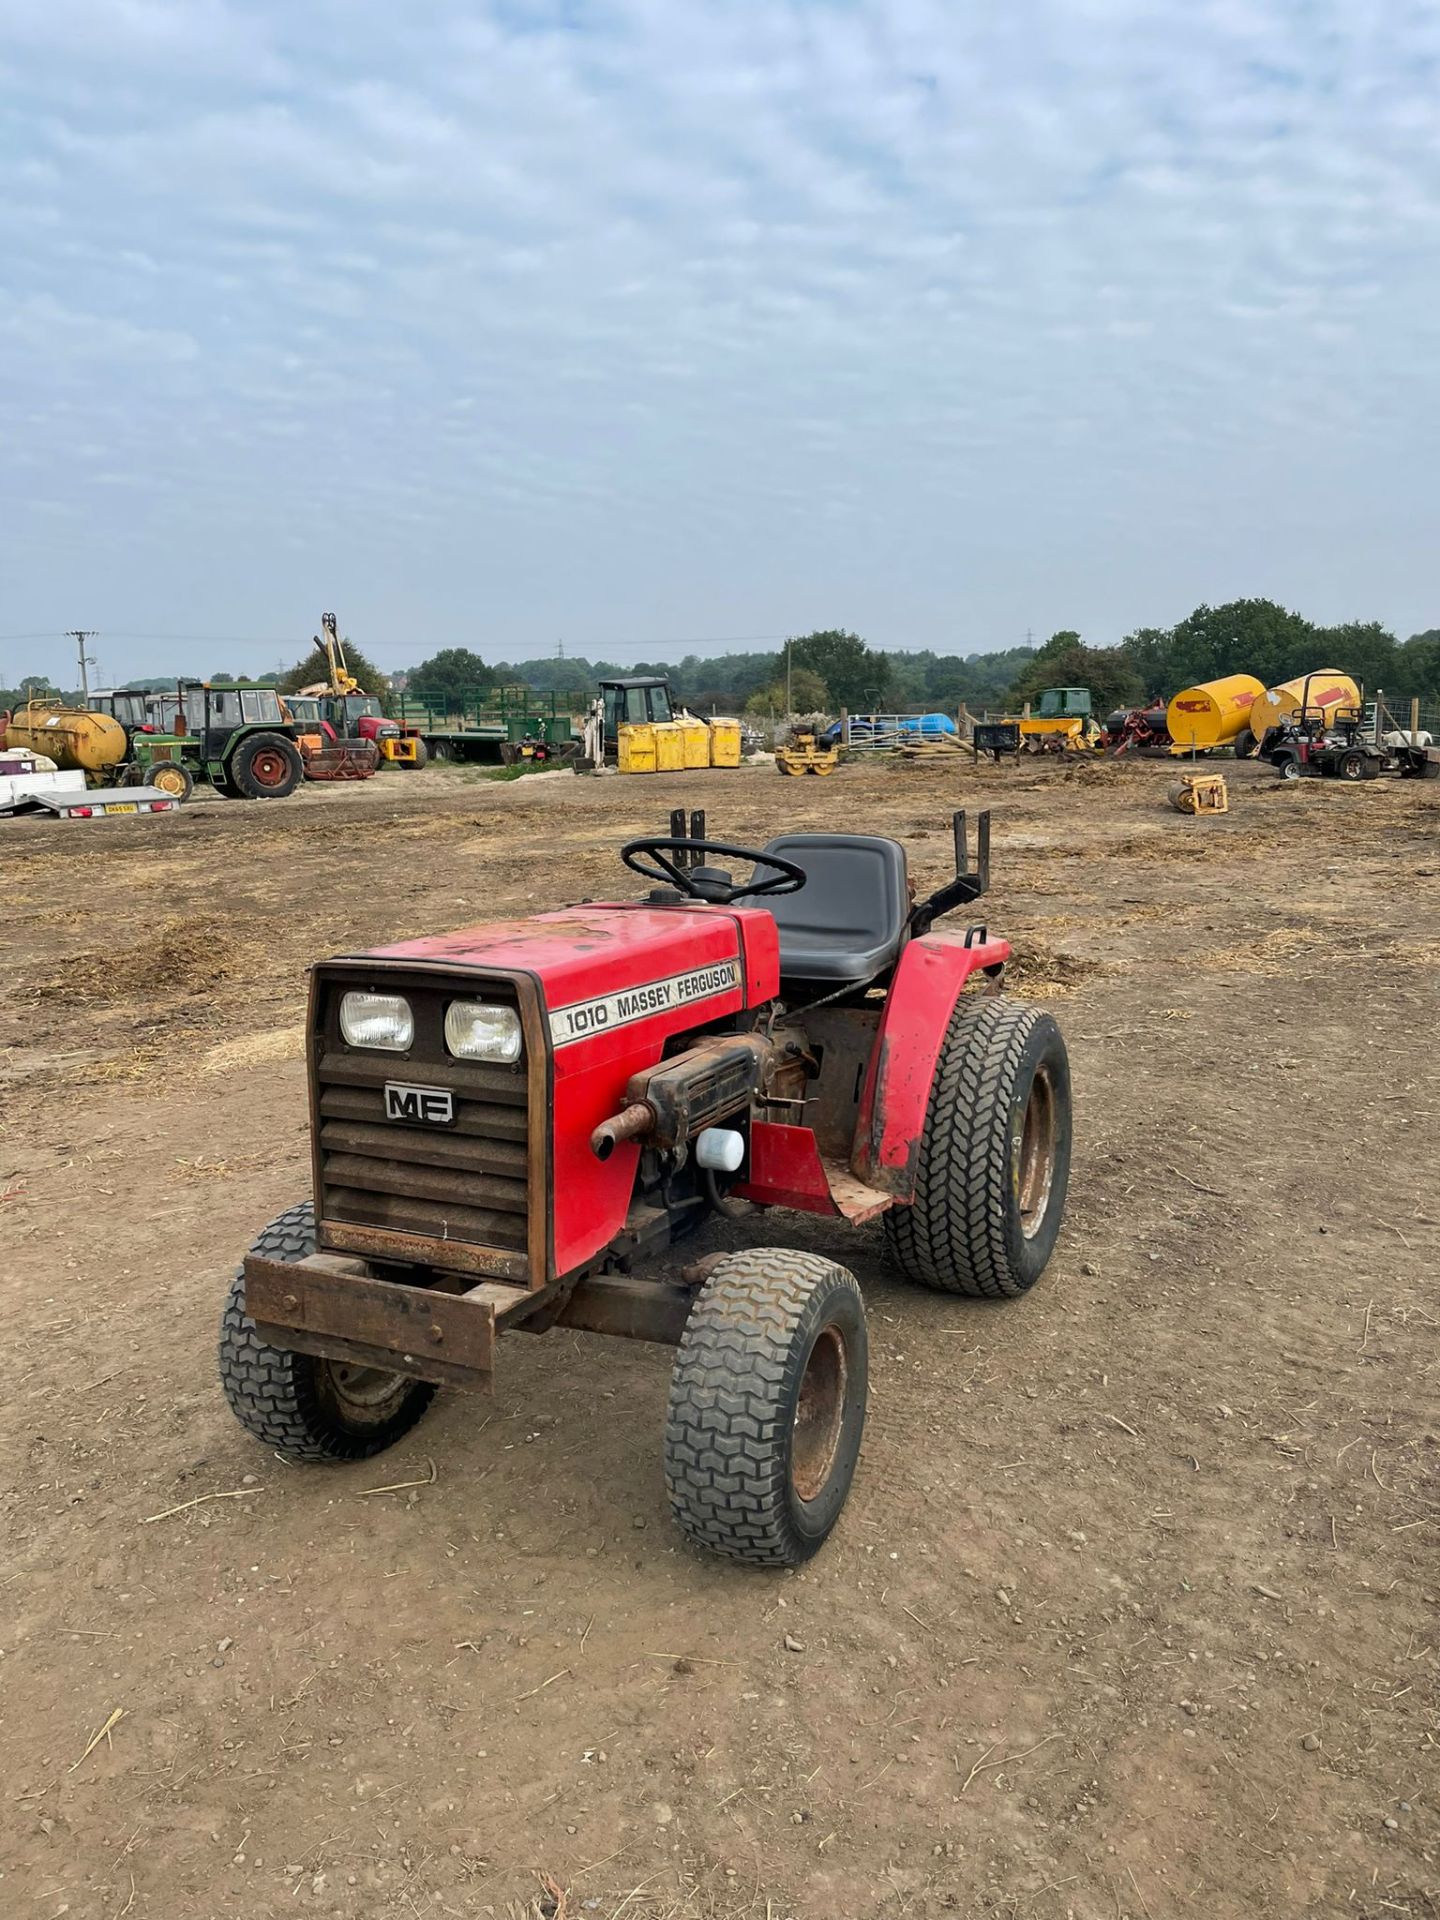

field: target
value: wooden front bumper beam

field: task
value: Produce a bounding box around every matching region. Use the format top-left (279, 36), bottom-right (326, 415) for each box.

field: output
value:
top-left (243, 1252), bottom-right (696, 1393)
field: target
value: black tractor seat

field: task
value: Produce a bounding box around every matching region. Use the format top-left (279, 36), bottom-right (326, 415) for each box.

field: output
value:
top-left (757, 833), bottom-right (910, 986)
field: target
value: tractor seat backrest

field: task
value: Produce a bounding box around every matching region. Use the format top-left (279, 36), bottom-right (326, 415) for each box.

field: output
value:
top-left (757, 834), bottom-right (910, 985)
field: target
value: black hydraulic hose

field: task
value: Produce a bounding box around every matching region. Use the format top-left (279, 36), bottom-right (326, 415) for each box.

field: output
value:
top-left (703, 1162), bottom-right (745, 1218)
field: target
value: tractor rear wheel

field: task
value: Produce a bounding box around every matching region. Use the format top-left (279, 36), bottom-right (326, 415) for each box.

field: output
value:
top-left (664, 1249), bottom-right (867, 1567)
top-left (228, 732), bottom-right (304, 799)
top-left (884, 994), bottom-right (1071, 1299)
top-left (218, 1202), bottom-right (435, 1461)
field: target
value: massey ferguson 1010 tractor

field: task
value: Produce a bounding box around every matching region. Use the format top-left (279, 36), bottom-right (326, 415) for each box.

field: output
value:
top-left (220, 810), bottom-right (1072, 1565)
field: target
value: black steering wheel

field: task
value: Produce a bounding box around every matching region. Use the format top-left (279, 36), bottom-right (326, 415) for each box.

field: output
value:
top-left (621, 838), bottom-right (807, 904)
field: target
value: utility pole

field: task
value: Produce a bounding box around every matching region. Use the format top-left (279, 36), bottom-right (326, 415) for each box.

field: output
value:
top-left (68, 630), bottom-right (98, 698)
top-left (786, 636), bottom-right (792, 718)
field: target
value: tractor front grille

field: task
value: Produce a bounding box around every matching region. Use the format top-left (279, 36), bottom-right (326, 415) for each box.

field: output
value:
top-left (313, 976), bottom-right (536, 1274)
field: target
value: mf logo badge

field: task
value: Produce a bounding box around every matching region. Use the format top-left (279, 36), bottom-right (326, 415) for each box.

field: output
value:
top-left (385, 1082), bottom-right (455, 1126)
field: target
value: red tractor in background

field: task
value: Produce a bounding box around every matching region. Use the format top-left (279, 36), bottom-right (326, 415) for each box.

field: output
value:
top-left (295, 613), bottom-right (428, 769)
top-left (221, 810), bottom-right (1072, 1566)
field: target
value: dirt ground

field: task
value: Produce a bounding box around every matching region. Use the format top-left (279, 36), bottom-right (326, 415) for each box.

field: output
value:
top-left (3, 754), bottom-right (1437, 1920)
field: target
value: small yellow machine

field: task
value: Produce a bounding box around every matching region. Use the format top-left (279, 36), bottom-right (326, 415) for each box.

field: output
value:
top-left (776, 726), bottom-right (840, 776)
top-left (1168, 772), bottom-right (1229, 815)
top-left (1019, 687), bottom-right (1103, 753)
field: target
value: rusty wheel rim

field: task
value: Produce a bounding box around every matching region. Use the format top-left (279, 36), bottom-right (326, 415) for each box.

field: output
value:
top-left (791, 1325), bottom-right (848, 1503)
top-left (323, 1361), bottom-right (411, 1422)
top-left (1017, 1063), bottom-right (1058, 1240)
top-left (249, 748), bottom-right (290, 789)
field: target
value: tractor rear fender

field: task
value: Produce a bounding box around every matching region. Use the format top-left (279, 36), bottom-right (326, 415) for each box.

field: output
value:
top-left (850, 929), bottom-right (1010, 1197)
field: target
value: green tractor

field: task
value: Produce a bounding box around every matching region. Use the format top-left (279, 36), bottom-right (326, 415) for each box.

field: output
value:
top-left (85, 688), bottom-right (206, 801)
top-left (92, 682), bottom-right (307, 800)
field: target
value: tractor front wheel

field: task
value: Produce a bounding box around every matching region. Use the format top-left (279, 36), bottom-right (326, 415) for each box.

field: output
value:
top-left (218, 1203), bottom-right (435, 1461)
top-left (884, 995), bottom-right (1071, 1299)
top-left (228, 733), bottom-right (304, 800)
top-left (148, 760), bottom-right (194, 802)
top-left (665, 1249), bottom-right (867, 1567)
top-left (399, 740), bottom-right (429, 770)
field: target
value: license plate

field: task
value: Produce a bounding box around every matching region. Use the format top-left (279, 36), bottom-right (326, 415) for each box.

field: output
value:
top-left (385, 1083), bottom-right (455, 1126)
top-left (108, 803), bottom-right (139, 813)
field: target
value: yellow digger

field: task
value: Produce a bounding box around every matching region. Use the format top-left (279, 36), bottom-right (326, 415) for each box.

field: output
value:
top-left (295, 613), bottom-right (426, 768)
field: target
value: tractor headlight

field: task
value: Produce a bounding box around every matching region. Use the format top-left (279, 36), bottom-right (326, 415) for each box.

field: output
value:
top-left (339, 990), bottom-right (413, 1052)
top-left (445, 1001), bottom-right (522, 1063)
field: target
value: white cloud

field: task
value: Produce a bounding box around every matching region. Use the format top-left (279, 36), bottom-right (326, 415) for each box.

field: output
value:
top-left (1, 0), bottom-right (1437, 678)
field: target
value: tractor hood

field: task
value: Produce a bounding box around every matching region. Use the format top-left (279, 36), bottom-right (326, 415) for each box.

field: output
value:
top-left (350, 902), bottom-right (781, 1038)
top-left (320, 902), bottom-right (781, 1281)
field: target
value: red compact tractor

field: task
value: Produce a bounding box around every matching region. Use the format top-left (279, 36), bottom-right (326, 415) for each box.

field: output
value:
top-left (221, 810), bottom-right (1072, 1566)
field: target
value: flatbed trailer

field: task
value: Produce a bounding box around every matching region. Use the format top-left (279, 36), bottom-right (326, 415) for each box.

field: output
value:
top-left (2, 781), bottom-right (181, 820)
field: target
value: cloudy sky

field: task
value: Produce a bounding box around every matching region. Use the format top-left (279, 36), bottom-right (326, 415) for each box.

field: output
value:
top-left (3, 0), bottom-right (1438, 687)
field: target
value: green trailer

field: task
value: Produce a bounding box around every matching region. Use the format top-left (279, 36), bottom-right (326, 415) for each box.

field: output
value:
top-left (395, 690), bottom-right (581, 765)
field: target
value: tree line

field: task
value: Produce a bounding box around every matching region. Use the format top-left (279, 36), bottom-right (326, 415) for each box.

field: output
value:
top-left (403, 600), bottom-right (1440, 719)
top-left (6, 599), bottom-right (1438, 721)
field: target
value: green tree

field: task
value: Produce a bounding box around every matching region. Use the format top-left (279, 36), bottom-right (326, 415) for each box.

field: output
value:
top-left (787, 630), bottom-right (891, 711)
top-left (279, 635), bottom-right (394, 711)
top-left (1311, 620), bottom-right (1401, 696)
top-left (410, 647), bottom-right (495, 703)
top-left (1151, 599), bottom-right (1317, 690)
top-left (1118, 627), bottom-right (1173, 699)
top-left (744, 667), bottom-right (830, 717)
top-left (1012, 642), bottom-right (1143, 718)
top-left (1396, 630), bottom-right (1440, 697)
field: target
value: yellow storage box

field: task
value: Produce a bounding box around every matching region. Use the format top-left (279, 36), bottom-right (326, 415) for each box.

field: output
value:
top-left (653, 723), bottom-right (686, 772)
top-left (675, 714), bottom-right (712, 769)
top-left (708, 717), bottom-right (742, 767)
top-left (617, 723), bottom-right (657, 774)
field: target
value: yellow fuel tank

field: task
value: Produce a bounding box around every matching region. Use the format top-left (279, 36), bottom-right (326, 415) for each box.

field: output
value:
top-left (1248, 671), bottom-right (1359, 743)
top-left (1166, 674), bottom-right (1266, 753)
top-left (3, 702), bottom-right (128, 773)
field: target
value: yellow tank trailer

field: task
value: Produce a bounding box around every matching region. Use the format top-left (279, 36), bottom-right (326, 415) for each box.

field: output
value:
top-left (1165, 675), bottom-right (1266, 754)
top-left (1241, 672), bottom-right (1360, 755)
top-left (3, 703), bottom-right (128, 774)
